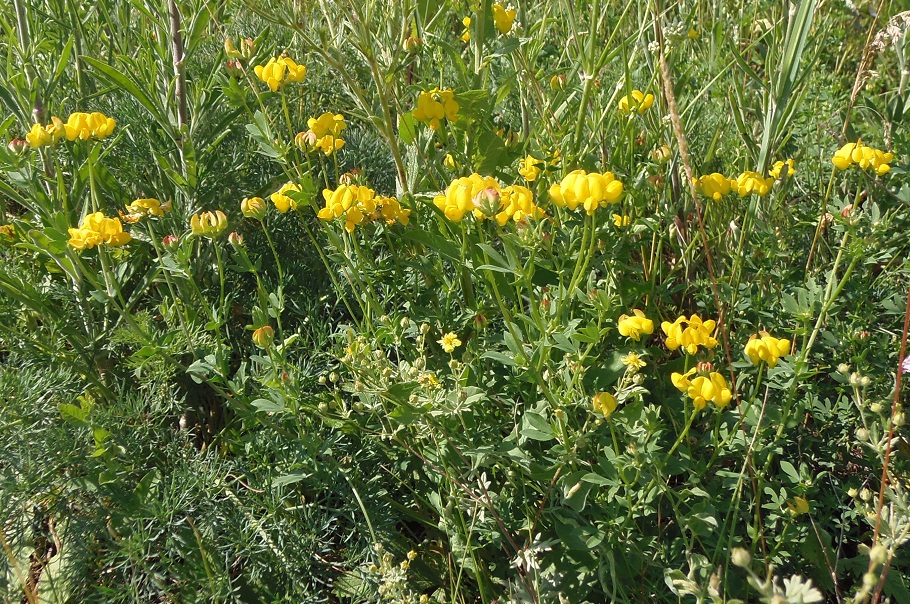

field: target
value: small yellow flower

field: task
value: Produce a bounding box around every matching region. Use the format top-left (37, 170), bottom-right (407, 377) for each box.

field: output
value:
top-left (693, 173), bottom-right (735, 201)
top-left (744, 332), bottom-right (790, 368)
top-left (770, 159), bottom-right (795, 179)
top-left (734, 171), bottom-right (774, 197)
top-left (787, 496), bottom-right (810, 516)
top-left (612, 213), bottom-right (630, 227)
top-left (617, 309), bottom-right (654, 341)
top-left (253, 56), bottom-right (306, 92)
top-left (548, 170), bottom-right (624, 214)
top-left (662, 314), bottom-right (718, 355)
top-left (592, 392), bottom-right (618, 417)
top-left (492, 4), bottom-right (517, 35)
top-left (68, 212), bottom-right (131, 249)
top-left (621, 352), bottom-right (646, 372)
top-left (461, 17), bottom-right (471, 43)
top-left (688, 28), bottom-right (700, 40)
top-left (832, 141), bottom-right (893, 175)
top-left (63, 112), bottom-right (116, 141)
top-left (25, 117), bottom-right (65, 148)
top-left (270, 183), bottom-right (300, 213)
top-left (618, 90), bottom-right (654, 114)
top-left (671, 369), bottom-right (732, 410)
top-left (413, 88), bottom-right (459, 131)
top-left (438, 331), bottom-right (462, 353)
top-left (241, 196), bottom-right (267, 220)
top-left (518, 155), bottom-right (543, 181)
top-left (252, 325), bottom-right (275, 349)
top-left (190, 210), bottom-right (228, 238)
top-left (124, 198), bottom-right (169, 221)
top-left (494, 185), bottom-right (545, 226)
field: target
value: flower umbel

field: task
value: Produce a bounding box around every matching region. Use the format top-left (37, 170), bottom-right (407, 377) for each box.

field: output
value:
top-left (662, 314), bottom-right (719, 355)
top-left (413, 88), bottom-right (459, 131)
top-left (253, 56), bottom-right (306, 92)
top-left (744, 332), bottom-right (790, 368)
top-left (190, 210), bottom-right (228, 238)
top-left (617, 310), bottom-right (654, 341)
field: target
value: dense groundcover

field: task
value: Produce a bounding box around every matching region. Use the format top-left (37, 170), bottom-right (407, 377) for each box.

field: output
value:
top-left (2, 0), bottom-right (910, 602)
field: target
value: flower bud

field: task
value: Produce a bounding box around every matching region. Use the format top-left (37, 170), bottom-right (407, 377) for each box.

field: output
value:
top-left (847, 487), bottom-right (858, 498)
top-left (252, 325), bottom-right (274, 348)
top-left (472, 186), bottom-right (501, 217)
top-left (403, 36), bottom-right (422, 53)
top-left (295, 130), bottom-right (317, 151)
top-left (894, 412), bottom-right (906, 427)
top-left (225, 60), bottom-right (243, 78)
top-left (241, 196), bottom-right (267, 220)
top-left (162, 234), bottom-right (179, 251)
top-left (224, 38), bottom-right (240, 58)
top-left (860, 487), bottom-right (873, 501)
top-left (399, 316), bottom-right (410, 330)
top-left (7, 138), bottom-right (28, 154)
top-left (860, 376), bottom-right (872, 388)
top-left (870, 403), bottom-right (882, 414)
top-left (855, 427), bottom-right (870, 442)
top-left (730, 547), bottom-right (752, 568)
top-left (329, 372), bottom-right (339, 383)
top-left (849, 372), bottom-right (863, 387)
top-left (550, 74), bottom-right (567, 91)
top-left (228, 231), bottom-right (244, 249)
top-left (651, 144), bottom-right (672, 163)
top-left (870, 544), bottom-right (888, 566)
top-left (240, 38), bottom-right (255, 61)
top-left (837, 363), bottom-right (851, 374)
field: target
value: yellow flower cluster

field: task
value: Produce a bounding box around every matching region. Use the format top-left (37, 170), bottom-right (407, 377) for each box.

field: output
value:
top-left (297, 112), bottom-right (346, 156)
top-left (121, 198), bottom-right (171, 223)
top-left (832, 141), bottom-right (894, 175)
top-left (253, 56), bottom-right (306, 92)
top-left (25, 117), bottom-right (65, 148)
top-left (618, 90), bottom-right (654, 114)
top-left (190, 210), bottom-right (228, 238)
top-left (548, 170), bottom-right (624, 215)
top-left (744, 332), bottom-right (790, 368)
top-left (734, 171), bottom-right (774, 197)
top-left (770, 159), bottom-right (795, 179)
top-left (317, 185), bottom-right (410, 233)
top-left (413, 88), bottom-right (459, 131)
top-left (270, 183), bottom-right (300, 213)
top-left (433, 174), bottom-right (545, 224)
top-left (461, 17), bottom-right (471, 43)
top-left (612, 214), bottom-right (630, 227)
top-left (671, 369), bottom-right (732, 411)
top-left (694, 167), bottom-right (785, 200)
top-left (592, 392), bottom-right (618, 417)
top-left (68, 212), bottom-right (131, 250)
top-left (518, 150), bottom-right (560, 181)
top-left (63, 112), bottom-right (116, 141)
top-left (492, 4), bottom-right (517, 34)
top-left (617, 309), bottom-right (654, 341)
top-left (693, 173), bottom-right (733, 201)
top-left (662, 314), bottom-right (718, 355)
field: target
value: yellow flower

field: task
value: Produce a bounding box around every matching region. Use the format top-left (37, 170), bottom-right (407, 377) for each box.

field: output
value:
top-left (317, 184), bottom-right (378, 232)
top-left (253, 56), bottom-right (306, 92)
top-left (621, 352), bottom-right (647, 372)
top-left (307, 112), bottom-right (346, 139)
top-left (438, 331), bottom-right (462, 353)
top-left (461, 17), bottom-right (471, 43)
top-left (495, 185), bottom-right (545, 225)
top-left (63, 112), bottom-right (116, 141)
top-left (618, 90), bottom-right (654, 114)
top-left (67, 212), bottom-right (131, 249)
top-left (241, 196), bottom-right (267, 220)
top-left (25, 117), bottom-right (65, 148)
top-left (518, 155), bottom-right (543, 181)
top-left (434, 173), bottom-right (500, 222)
top-left (592, 392), bottom-right (617, 417)
top-left (124, 198), bottom-right (169, 221)
top-left (443, 153), bottom-right (456, 170)
top-left (651, 145), bottom-right (672, 164)
top-left (671, 369), bottom-right (732, 410)
top-left (662, 314), bottom-right (718, 355)
top-left (787, 496), bottom-right (810, 516)
top-left (744, 332), bottom-right (790, 368)
top-left (612, 214), bottom-right (630, 227)
top-left (832, 141), bottom-right (893, 175)
top-left (548, 170), bottom-right (624, 214)
top-left (378, 196), bottom-right (411, 226)
top-left (693, 173), bottom-right (735, 201)
top-left (190, 210), bottom-right (228, 238)
top-left (734, 171), bottom-right (774, 197)
top-left (492, 4), bottom-right (516, 34)
top-left (770, 159), bottom-right (795, 179)
top-left (688, 27), bottom-right (700, 39)
top-left (617, 309), bottom-right (654, 341)
top-left (252, 325), bottom-right (275, 349)
top-left (270, 183), bottom-right (300, 213)
top-left (413, 88), bottom-right (459, 131)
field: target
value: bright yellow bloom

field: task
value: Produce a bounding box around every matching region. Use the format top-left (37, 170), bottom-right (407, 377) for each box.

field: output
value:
top-left (621, 352), bottom-right (647, 372)
top-left (317, 184), bottom-right (375, 232)
top-left (63, 112), bottom-right (116, 141)
top-left (443, 153), bottom-right (456, 170)
top-left (671, 368), bottom-right (732, 410)
top-left (548, 170), bottom-right (624, 214)
top-left (832, 141), bottom-right (893, 175)
top-left (377, 196), bottom-right (411, 226)
top-left (307, 112), bottom-right (346, 139)
top-left (518, 155), bottom-right (543, 181)
top-left (734, 171), bottom-right (774, 197)
top-left (252, 325), bottom-right (275, 349)
top-left (68, 212), bottom-right (131, 249)
top-left (492, 4), bottom-right (516, 34)
top-left (434, 173), bottom-right (500, 222)
top-left (253, 56), bottom-right (306, 92)
top-left (190, 210), bottom-right (228, 238)
top-left (123, 198), bottom-right (170, 222)
top-left (496, 185), bottom-right (545, 225)
top-left (241, 196), bottom-right (267, 220)
top-left (693, 173), bottom-right (735, 201)
top-left (770, 159), bottom-right (795, 179)
top-left (270, 183), bottom-right (300, 213)
top-left (744, 332), bottom-right (790, 368)
top-left (612, 214), bottom-right (630, 227)
top-left (618, 90), bottom-right (654, 114)
top-left (662, 314), bottom-right (718, 355)
top-left (25, 117), bottom-right (65, 148)
top-left (413, 88), bottom-right (459, 131)
top-left (461, 17), bottom-right (471, 43)
top-left (617, 309), bottom-right (654, 341)
top-left (438, 332), bottom-right (462, 353)
top-left (592, 392), bottom-right (617, 417)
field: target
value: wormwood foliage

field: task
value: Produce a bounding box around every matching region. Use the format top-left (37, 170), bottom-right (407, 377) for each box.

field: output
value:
top-left (1, 0), bottom-right (910, 602)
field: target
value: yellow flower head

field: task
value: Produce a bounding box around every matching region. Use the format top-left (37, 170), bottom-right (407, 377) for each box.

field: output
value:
top-left (317, 184), bottom-right (377, 232)
top-left (832, 141), bottom-right (893, 175)
top-left (693, 173), bottom-right (735, 201)
top-left (25, 117), bottom-right (65, 148)
top-left (270, 183), bottom-right (301, 213)
top-left (617, 309), bottom-right (654, 341)
top-left (252, 325), bottom-right (275, 349)
top-left (495, 185), bottom-right (545, 226)
top-left (307, 112), bottom-right (346, 139)
top-left (124, 198), bottom-right (170, 221)
top-left (253, 56), bottom-right (306, 92)
top-left (612, 213), bottom-right (630, 227)
top-left (787, 496), bottom-right (810, 516)
top-left (770, 159), bottom-right (795, 179)
top-left (492, 4), bottom-right (517, 35)
top-left (438, 331), bottom-right (462, 353)
top-left (744, 332), bottom-right (790, 368)
top-left (618, 90), bottom-right (654, 114)
top-left (671, 368), bottom-right (732, 410)
top-left (68, 212), bottom-right (131, 249)
top-left (592, 392), bottom-right (618, 417)
top-left (620, 352), bottom-right (647, 372)
top-left (190, 210), bottom-right (228, 238)
top-left (413, 88), bottom-right (459, 131)
top-left (734, 171), bottom-right (774, 197)
top-left (434, 173), bottom-right (500, 222)
top-left (241, 196), bottom-right (267, 220)
top-left (661, 314), bottom-right (718, 355)
top-left (64, 112), bottom-right (116, 141)
top-left (518, 155), bottom-right (543, 181)
top-left (548, 170), bottom-right (624, 214)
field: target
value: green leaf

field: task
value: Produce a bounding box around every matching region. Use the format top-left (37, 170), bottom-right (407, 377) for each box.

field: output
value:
top-left (59, 403), bottom-right (90, 427)
top-left (520, 411), bottom-right (553, 441)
